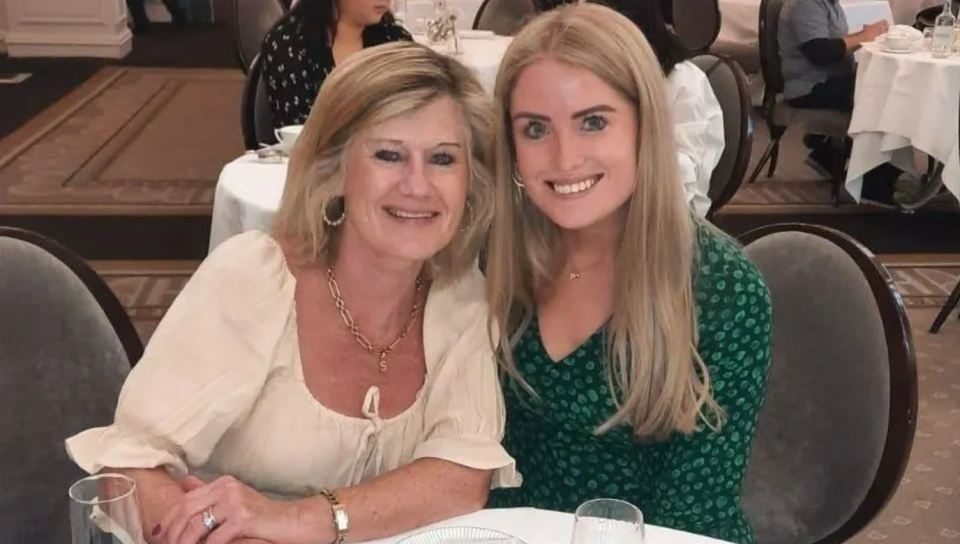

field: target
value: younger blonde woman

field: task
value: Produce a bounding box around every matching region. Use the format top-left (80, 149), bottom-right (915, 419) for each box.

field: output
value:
top-left (485, 5), bottom-right (772, 544)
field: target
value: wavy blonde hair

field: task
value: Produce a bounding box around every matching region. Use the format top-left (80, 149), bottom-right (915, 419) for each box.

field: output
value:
top-left (272, 42), bottom-right (495, 283)
top-left (486, 3), bottom-right (723, 439)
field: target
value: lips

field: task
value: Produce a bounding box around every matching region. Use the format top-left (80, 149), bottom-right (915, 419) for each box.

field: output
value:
top-left (547, 174), bottom-right (603, 195)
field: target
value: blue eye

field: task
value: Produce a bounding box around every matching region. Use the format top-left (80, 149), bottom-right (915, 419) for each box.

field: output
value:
top-left (582, 115), bottom-right (608, 131)
top-left (374, 149), bottom-right (402, 162)
top-left (430, 152), bottom-right (456, 166)
top-left (522, 121), bottom-right (549, 140)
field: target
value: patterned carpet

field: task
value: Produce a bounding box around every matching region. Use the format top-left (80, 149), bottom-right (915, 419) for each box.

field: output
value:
top-left (0, 66), bottom-right (243, 214)
top-left (95, 260), bottom-right (960, 543)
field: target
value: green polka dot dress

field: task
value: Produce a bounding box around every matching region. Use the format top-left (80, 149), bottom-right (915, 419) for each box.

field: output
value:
top-left (488, 225), bottom-right (772, 544)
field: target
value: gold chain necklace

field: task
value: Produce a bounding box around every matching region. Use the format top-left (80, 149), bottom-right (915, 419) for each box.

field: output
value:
top-left (326, 267), bottom-right (423, 373)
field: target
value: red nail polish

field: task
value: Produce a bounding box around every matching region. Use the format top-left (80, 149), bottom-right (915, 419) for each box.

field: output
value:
top-left (151, 524), bottom-right (161, 536)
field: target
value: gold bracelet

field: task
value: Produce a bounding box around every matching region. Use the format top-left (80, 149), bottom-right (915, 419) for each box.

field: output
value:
top-left (319, 488), bottom-right (349, 544)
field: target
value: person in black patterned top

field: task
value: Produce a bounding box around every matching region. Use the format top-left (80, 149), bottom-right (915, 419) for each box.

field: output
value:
top-left (262, 0), bottom-right (412, 128)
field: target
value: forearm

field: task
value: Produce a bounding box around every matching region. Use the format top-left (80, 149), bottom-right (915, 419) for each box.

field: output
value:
top-left (295, 459), bottom-right (492, 543)
top-left (843, 31), bottom-right (871, 53)
top-left (110, 467), bottom-right (185, 542)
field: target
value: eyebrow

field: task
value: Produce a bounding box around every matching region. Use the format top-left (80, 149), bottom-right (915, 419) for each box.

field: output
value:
top-left (368, 138), bottom-right (462, 148)
top-left (513, 104), bottom-right (617, 122)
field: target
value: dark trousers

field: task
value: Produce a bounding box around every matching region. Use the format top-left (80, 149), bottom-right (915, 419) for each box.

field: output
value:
top-left (788, 72), bottom-right (900, 202)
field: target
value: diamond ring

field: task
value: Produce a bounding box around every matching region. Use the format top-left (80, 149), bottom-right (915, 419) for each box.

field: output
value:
top-left (201, 507), bottom-right (219, 531)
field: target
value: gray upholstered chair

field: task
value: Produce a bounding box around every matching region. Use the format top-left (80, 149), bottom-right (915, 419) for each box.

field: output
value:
top-left (670, 0), bottom-right (720, 52)
top-left (234, 0), bottom-right (285, 73)
top-left (740, 224), bottom-right (917, 544)
top-left (472, 0), bottom-right (538, 35)
top-left (0, 228), bottom-right (142, 544)
top-left (691, 54), bottom-right (754, 219)
top-left (241, 53), bottom-right (276, 149)
top-left (747, 0), bottom-right (851, 206)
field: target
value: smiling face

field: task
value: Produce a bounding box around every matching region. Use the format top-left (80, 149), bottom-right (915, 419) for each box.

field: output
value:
top-left (337, 0), bottom-right (391, 26)
top-left (339, 96), bottom-right (469, 265)
top-left (510, 59), bottom-right (639, 232)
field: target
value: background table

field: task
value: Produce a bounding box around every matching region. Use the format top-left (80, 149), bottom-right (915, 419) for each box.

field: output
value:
top-left (361, 508), bottom-right (734, 544)
top-left (404, 0), bottom-right (486, 30)
top-left (412, 34), bottom-right (512, 92)
top-left (209, 154), bottom-right (286, 252)
top-left (716, 0), bottom-right (894, 49)
top-left (845, 42), bottom-right (960, 203)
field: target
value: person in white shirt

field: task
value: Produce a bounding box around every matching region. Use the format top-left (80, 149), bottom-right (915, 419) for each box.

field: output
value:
top-left (617, 0), bottom-right (725, 217)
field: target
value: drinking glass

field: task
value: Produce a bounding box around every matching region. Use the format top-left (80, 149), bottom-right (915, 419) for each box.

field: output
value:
top-left (570, 498), bottom-right (644, 544)
top-left (69, 473), bottom-right (144, 544)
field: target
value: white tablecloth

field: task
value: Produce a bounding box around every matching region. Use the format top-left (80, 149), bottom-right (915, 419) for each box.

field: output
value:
top-left (845, 43), bottom-right (960, 203)
top-left (413, 34), bottom-right (512, 92)
top-left (209, 154), bottom-right (287, 251)
top-left (717, 0), bottom-right (894, 47)
top-left (361, 508), bottom-right (734, 544)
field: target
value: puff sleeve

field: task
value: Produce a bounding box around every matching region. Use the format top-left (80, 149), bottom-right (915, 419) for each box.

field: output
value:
top-left (65, 232), bottom-right (295, 478)
top-left (412, 267), bottom-right (520, 489)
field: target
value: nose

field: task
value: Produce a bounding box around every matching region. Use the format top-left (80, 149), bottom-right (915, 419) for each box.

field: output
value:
top-left (553, 127), bottom-right (585, 172)
top-left (397, 156), bottom-right (432, 198)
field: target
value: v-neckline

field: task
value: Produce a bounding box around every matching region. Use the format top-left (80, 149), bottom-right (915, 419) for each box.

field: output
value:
top-left (532, 314), bottom-right (607, 365)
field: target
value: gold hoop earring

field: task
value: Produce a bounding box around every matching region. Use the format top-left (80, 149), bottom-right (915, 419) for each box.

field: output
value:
top-left (323, 198), bottom-right (345, 227)
top-left (459, 200), bottom-right (474, 233)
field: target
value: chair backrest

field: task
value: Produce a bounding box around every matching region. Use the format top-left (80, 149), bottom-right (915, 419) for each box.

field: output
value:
top-left (691, 54), bottom-right (753, 218)
top-left (739, 224), bottom-right (917, 544)
top-left (234, 0), bottom-right (285, 73)
top-left (671, 0), bottom-right (720, 52)
top-left (473, 0), bottom-right (538, 35)
top-left (0, 227), bottom-right (140, 544)
top-left (241, 54), bottom-right (277, 150)
top-left (758, 0), bottom-right (785, 97)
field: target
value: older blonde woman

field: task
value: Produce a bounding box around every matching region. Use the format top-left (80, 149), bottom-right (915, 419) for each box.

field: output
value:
top-left (484, 5), bottom-right (771, 544)
top-left (66, 42), bottom-right (517, 544)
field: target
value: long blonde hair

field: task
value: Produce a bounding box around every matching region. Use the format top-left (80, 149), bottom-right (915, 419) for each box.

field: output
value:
top-left (273, 42), bottom-right (495, 283)
top-left (486, 4), bottom-right (722, 439)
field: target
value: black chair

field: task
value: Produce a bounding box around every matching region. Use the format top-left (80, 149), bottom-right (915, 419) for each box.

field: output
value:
top-left (473, 0), bottom-right (538, 35)
top-left (740, 223), bottom-right (917, 544)
top-left (747, 0), bottom-right (850, 205)
top-left (671, 0), bottom-right (720, 52)
top-left (691, 54), bottom-right (754, 219)
top-left (234, 0), bottom-right (285, 74)
top-left (0, 227), bottom-right (142, 544)
top-left (241, 54), bottom-right (277, 150)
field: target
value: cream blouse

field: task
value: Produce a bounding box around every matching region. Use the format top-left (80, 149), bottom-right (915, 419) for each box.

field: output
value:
top-left (66, 232), bottom-right (519, 496)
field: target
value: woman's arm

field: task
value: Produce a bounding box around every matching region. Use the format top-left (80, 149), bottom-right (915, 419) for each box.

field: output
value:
top-left (156, 459), bottom-right (491, 544)
top-left (298, 458), bottom-right (492, 543)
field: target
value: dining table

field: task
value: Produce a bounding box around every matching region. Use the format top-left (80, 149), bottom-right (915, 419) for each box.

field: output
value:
top-left (360, 507), bottom-right (735, 544)
top-left (845, 40), bottom-right (960, 203)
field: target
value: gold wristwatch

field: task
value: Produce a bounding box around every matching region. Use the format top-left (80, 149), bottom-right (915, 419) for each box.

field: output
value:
top-left (319, 488), bottom-right (349, 544)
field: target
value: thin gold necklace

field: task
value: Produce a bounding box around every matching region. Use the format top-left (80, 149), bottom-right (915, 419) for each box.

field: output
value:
top-left (326, 267), bottom-right (423, 373)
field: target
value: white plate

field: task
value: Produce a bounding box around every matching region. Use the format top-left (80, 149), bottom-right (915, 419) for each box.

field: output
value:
top-left (881, 45), bottom-right (920, 54)
top-left (398, 526), bottom-right (527, 544)
top-left (458, 29), bottom-right (496, 39)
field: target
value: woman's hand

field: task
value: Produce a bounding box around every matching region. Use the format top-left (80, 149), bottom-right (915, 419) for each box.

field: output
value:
top-left (155, 475), bottom-right (322, 544)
